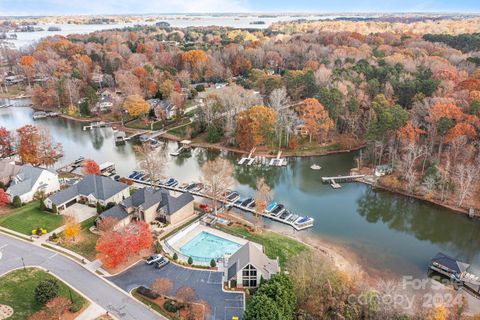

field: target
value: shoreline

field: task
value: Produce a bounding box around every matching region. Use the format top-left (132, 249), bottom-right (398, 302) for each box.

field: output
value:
top-left (359, 176), bottom-right (477, 217)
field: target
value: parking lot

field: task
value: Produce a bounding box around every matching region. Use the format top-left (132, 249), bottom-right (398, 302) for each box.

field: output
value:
top-left (109, 262), bottom-right (244, 320)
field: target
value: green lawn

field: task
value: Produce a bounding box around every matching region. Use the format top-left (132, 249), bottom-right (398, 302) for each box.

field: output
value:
top-left (0, 202), bottom-right (64, 235)
top-left (215, 225), bottom-right (310, 267)
top-left (0, 268), bottom-right (87, 320)
top-left (58, 216), bottom-right (100, 260)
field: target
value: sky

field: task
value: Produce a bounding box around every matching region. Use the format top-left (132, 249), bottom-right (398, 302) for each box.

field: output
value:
top-left (0, 0), bottom-right (479, 16)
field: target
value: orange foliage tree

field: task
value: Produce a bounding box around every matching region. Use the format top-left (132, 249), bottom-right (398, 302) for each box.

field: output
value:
top-left (299, 98), bottom-right (334, 143)
top-left (124, 95), bottom-right (150, 118)
top-left (445, 123), bottom-right (477, 143)
top-left (235, 105), bottom-right (276, 150)
top-left (181, 49), bottom-right (208, 80)
top-left (96, 221), bottom-right (152, 269)
top-left (83, 159), bottom-right (101, 175)
top-left (19, 55), bottom-right (36, 86)
top-left (16, 125), bottom-right (40, 165)
top-left (0, 127), bottom-right (13, 158)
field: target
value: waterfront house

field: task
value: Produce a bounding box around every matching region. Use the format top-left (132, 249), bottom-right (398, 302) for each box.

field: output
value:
top-left (226, 242), bottom-right (280, 288)
top-left (375, 164), bottom-right (393, 177)
top-left (148, 99), bottom-right (177, 120)
top-left (6, 165), bottom-right (60, 203)
top-left (97, 187), bottom-right (194, 228)
top-left (44, 174), bottom-right (130, 211)
top-left (0, 159), bottom-right (22, 186)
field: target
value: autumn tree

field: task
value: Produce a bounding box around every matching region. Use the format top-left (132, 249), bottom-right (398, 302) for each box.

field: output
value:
top-left (63, 214), bottom-right (80, 242)
top-left (16, 125), bottom-right (40, 165)
top-left (96, 221), bottom-right (152, 269)
top-left (83, 159), bottom-right (101, 175)
top-left (151, 277), bottom-right (173, 296)
top-left (124, 95), bottom-right (150, 118)
top-left (254, 177), bottom-right (273, 231)
top-left (0, 189), bottom-right (10, 206)
top-left (299, 98), bottom-right (334, 143)
top-left (19, 55), bottom-right (36, 87)
top-left (96, 216), bottom-right (119, 232)
top-left (37, 127), bottom-right (63, 167)
top-left (134, 144), bottom-right (166, 187)
top-left (235, 105), bottom-right (276, 150)
top-left (181, 49), bottom-right (208, 80)
top-left (0, 127), bottom-right (13, 158)
top-left (201, 158), bottom-right (234, 214)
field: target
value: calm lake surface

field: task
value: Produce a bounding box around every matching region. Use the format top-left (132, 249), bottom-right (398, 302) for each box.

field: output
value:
top-left (1, 104), bottom-right (480, 282)
top-left (4, 14), bottom-right (341, 48)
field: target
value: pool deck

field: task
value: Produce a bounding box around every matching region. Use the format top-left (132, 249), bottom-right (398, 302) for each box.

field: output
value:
top-left (164, 223), bottom-right (262, 265)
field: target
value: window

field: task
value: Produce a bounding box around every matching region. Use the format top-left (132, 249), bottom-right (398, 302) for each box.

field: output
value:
top-left (242, 264), bottom-right (257, 287)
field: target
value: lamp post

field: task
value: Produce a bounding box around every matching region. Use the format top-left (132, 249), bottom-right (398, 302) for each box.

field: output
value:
top-left (21, 257), bottom-right (26, 270)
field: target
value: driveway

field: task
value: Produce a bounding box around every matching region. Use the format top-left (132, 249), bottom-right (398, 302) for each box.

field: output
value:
top-left (109, 262), bottom-right (244, 320)
top-left (64, 203), bottom-right (97, 222)
top-left (0, 233), bottom-right (163, 320)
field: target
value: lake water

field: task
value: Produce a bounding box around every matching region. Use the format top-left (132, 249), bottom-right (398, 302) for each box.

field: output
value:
top-left (4, 14), bottom-right (341, 48)
top-left (1, 103), bottom-right (480, 284)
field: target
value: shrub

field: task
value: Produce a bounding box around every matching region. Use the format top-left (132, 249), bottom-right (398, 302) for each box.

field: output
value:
top-left (164, 299), bottom-right (180, 313)
top-left (173, 253), bottom-right (178, 261)
top-left (69, 301), bottom-right (83, 313)
top-left (188, 257), bottom-right (193, 265)
top-left (12, 196), bottom-right (22, 208)
top-left (96, 202), bottom-right (104, 214)
top-left (0, 181), bottom-right (5, 190)
top-left (35, 279), bottom-right (59, 304)
top-left (230, 279), bottom-right (237, 288)
top-left (137, 286), bottom-right (159, 299)
top-left (195, 84), bottom-right (205, 92)
top-left (154, 242), bottom-right (163, 254)
top-left (52, 204), bottom-right (58, 214)
top-left (39, 199), bottom-right (46, 211)
top-left (210, 259), bottom-right (216, 268)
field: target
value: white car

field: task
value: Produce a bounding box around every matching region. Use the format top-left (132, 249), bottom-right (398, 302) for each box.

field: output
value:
top-left (146, 254), bottom-right (163, 265)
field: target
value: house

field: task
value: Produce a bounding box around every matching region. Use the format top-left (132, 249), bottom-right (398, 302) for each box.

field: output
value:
top-left (6, 165), bottom-right (60, 203)
top-left (226, 242), bottom-right (280, 288)
top-left (148, 99), bottom-right (177, 120)
top-left (0, 159), bottom-right (21, 186)
top-left (44, 174), bottom-right (130, 211)
top-left (97, 187), bottom-right (194, 228)
top-left (375, 164), bottom-right (393, 177)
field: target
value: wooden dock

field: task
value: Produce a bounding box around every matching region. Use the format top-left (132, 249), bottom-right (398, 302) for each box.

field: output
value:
top-left (83, 121), bottom-right (121, 131)
top-left (321, 174), bottom-right (365, 189)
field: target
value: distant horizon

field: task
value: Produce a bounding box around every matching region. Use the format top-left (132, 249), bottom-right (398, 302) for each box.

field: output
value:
top-left (1, 11), bottom-right (480, 18)
top-left (1, 0), bottom-right (479, 17)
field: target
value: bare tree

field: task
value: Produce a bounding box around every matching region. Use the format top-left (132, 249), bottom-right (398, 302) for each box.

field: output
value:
top-left (400, 143), bottom-right (426, 192)
top-left (254, 177), bottom-right (273, 232)
top-left (151, 277), bottom-right (173, 296)
top-left (134, 143), bottom-right (167, 187)
top-left (201, 158), bottom-right (234, 214)
top-left (454, 163), bottom-right (479, 207)
top-left (269, 87), bottom-right (290, 149)
top-left (175, 286), bottom-right (197, 304)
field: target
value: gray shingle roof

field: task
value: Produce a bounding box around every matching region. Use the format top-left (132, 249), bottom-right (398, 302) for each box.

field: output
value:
top-left (7, 165), bottom-right (55, 197)
top-left (122, 187), bottom-right (164, 210)
top-left (0, 160), bottom-right (21, 181)
top-left (100, 205), bottom-right (129, 221)
top-left (48, 174), bottom-right (128, 206)
top-left (227, 242), bottom-right (280, 279)
top-left (160, 191), bottom-right (194, 216)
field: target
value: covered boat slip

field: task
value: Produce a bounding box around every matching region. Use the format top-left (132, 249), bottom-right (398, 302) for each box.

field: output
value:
top-left (429, 252), bottom-right (480, 296)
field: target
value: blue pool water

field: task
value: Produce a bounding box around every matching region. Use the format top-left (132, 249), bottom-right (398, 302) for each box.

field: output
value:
top-left (180, 231), bottom-right (242, 261)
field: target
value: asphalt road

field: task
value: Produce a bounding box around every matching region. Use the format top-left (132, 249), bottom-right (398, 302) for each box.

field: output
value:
top-left (110, 262), bottom-right (244, 320)
top-left (0, 233), bottom-right (163, 320)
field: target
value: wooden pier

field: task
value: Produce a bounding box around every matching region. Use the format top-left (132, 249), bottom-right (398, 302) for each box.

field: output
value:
top-left (83, 121), bottom-right (120, 131)
top-left (170, 140), bottom-right (192, 156)
top-left (321, 174), bottom-right (365, 189)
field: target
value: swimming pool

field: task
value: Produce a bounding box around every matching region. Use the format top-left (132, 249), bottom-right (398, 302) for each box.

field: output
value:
top-left (179, 231), bottom-right (242, 261)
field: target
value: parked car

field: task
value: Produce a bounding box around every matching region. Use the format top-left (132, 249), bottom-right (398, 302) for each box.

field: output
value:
top-left (155, 257), bottom-right (169, 269)
top-left (146, 254), bottom-right (163, 265)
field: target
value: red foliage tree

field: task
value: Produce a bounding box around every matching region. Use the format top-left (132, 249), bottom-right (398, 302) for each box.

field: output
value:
top-left (0, 127), bottom-right (13, 158)
top-left (96, 221), bottom-right (152, 269)
top-left (83, 159), bottom-right (101, 175)
top-left (0, 189), bottom-right (10, 206)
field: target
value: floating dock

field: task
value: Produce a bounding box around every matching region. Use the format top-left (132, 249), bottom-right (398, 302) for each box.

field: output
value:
top-left (128, 172), bottom-right (314, 231)
top-left (170, 140), bottom-right (192, 156)
top-left (83, 121), bottom-right (119, 131)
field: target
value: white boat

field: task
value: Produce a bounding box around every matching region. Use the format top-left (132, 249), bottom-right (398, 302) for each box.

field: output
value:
top-left (310, 164), bottom-right (322, 170)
